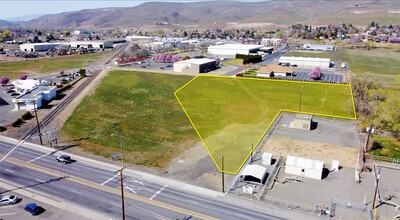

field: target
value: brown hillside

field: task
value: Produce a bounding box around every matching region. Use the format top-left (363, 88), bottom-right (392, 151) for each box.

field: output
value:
top-left (23, 1), bottom-right (400, 29)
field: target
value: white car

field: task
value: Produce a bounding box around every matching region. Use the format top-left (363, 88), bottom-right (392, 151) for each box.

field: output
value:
top-left (0, 195), bottom-right (18, 206)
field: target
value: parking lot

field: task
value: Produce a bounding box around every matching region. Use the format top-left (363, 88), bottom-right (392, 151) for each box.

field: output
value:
top-left (0, 186), bottom-right (92, 219)
top-left (289, 72), bottom-right (343, 83)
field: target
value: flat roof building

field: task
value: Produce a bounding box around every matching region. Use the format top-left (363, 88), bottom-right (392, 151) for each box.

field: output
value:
top-left (12, 86), bottom-right (57, 111)
top-left (20, 43), bottom-right (61, 52)
top-left (303, 44), bottom-right (334, 51)
top-left (279, 56), bottom-right (331, 69)
top-left (173, 58), bottom-right (217, 74)
top-left (207, 44), bottom-right (264, 58)
top-left (69, 41), bottom-right (113, 50)
top-left (125, 35), bottom-right (155, 41)
top-left (257, 64), bottom-right (294, 78)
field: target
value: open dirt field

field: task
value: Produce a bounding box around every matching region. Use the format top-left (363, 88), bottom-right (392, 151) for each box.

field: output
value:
top-left (261, 135), bottom-right (358, 168)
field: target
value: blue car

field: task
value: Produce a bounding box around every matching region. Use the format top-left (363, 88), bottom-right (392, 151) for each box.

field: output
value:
top-left (25, 203), bottom-right (41, 215)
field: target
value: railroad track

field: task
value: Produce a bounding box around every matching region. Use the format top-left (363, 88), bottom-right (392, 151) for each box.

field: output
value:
top-left (0, 42), bottom-right (129, 164)
top-left (24, 42), bottom-right (129, 141)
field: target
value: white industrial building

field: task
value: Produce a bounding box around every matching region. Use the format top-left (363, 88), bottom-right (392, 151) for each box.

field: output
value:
top-left (303, 44), bottom-right (334, 51)
top-left (279, 56), bottom-right (331, 69)
top-left (285, 155), bottom-right (324, 180)
top-left (20, 43), bottom-right (61, 52)
top-left (11, 79), bottom-right (57, 110)
top-left (261, 38), bottom-right (282, 46)
top-left (207, 44), bottom-right (264, 58)
top-left (125, 35), bottom-right (155, 42)
top-left (173, 58), bottom-right (217, 74)
top-left (69, 41), bottom-right (113, 49)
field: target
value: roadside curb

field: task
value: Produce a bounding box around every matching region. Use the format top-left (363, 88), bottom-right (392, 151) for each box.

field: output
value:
top-left (0, 135), bottom-right (225, 199)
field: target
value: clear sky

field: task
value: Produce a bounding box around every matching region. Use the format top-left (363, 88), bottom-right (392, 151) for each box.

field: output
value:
top-left (2, 0), bottom-right (264, 20)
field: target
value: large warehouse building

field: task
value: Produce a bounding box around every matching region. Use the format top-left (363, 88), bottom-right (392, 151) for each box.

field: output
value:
top-left (173, 58), bottom-right (217, 74)
top-left (279, 56), bottom-right (331, 69)
top-left (20, 43), bottom-right (61, 52)
top-left (303, 44), bottom-right (334, 51)
top-left (207, 44), bottom-right (264, 58)
top-left (69, 41), bottom-right (113, 49)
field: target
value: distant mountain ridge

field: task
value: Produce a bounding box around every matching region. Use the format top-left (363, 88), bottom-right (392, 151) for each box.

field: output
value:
top-left (21, 1), bottom-right (400, 29)
top-left (5, 14), bottom-right (43, 22)
top-left (0, 19), bottom-right (17, 28)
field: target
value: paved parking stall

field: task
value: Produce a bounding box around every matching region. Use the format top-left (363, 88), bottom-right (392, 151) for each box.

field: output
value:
top-left (289, 72), bottom-right (343, 83)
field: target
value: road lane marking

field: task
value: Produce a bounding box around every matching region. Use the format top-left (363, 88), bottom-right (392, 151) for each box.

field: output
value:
top-left (127, 202), bottom-right (170, 220)
top-left (101, 173), bottom-right (119, 185)
top-left (5, 169), bottom-right (14, 173)
top-left (123, 183), bottom-right (136, 194)
top-left (0, 212), bottom-right (16, 216)
top-left (185, 200), bottom-right (199, 205)
top-left (4, 157), bottom-right (219, 220)
top-left (235, 213), bottom-right (251, 219)
top-left (28, 151), bottom-right (54, 163)
top-left (36, 178), bottom-right (44, 182)
top-left (149, 185), bottom-right (168, 200)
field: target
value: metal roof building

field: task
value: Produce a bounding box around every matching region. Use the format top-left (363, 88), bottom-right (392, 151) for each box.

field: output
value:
top-left (285, 155), bottom-right (324, 180)
top-left (303, 44), bottom-right (334, 51)
top-left (279, 56), bottom-right (331, 69)
top-left (20, 43), bottom-right (62, 52)
top-left (240, 164), bottom-right (268, 185)
top-left (207, 44), bottom-right (264, 58)
top-left (173, 58), bottom-right (217, 74)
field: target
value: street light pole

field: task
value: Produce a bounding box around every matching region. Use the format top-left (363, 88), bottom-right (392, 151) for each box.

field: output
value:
top-left (32, 101), bottom-right (43, 145)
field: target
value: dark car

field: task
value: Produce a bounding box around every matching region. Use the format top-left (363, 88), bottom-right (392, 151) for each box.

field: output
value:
top-left (56, 155), bottom-right (72, 163)
top-left (25, 203), bottom-right (41, 215)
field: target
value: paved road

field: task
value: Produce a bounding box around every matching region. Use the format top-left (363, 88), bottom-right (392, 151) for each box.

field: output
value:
top-left (0, 136), bottom-right (311, 220)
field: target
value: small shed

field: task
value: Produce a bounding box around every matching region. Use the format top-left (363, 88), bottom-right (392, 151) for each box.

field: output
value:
top-left (240, 164), bottom-right (268, 185)
top-left (285, 155), bottom-right (324, 180)
top-left (289, 114), bottom-right (313, 130)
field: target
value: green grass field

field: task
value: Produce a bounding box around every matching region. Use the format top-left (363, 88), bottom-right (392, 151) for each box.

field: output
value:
top-left (370, 135), bottom-right (400, 159)
top-left (286, 49), bottom-right (400, 75)
top-left (61, 70), bottom-right (197, 167)
top-left (175, 75), bottom-right (355, 174)
top-left (0, 52), bottom-right (110, 79)
top-left (223, 59), bottom-right (244, 66)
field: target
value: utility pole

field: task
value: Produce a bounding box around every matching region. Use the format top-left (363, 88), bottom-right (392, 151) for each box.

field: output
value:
top-left (364, 124), bottom-right (373, 154)
top-left (119, 127), bottom-right (124, 168)
top-left (372, 166), bottom-right (381, 220)
top-left (116, 167), bottom-right (125, 220)
top-left (32, 101), bottom-right (43, 145)
top-left (221, 156), bottom-right (225, 193)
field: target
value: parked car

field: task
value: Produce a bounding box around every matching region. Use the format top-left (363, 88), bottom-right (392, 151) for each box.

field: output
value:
top-left (0, 195), bottom-right (18, 206)
top-left (56, 155), bottom-right (72, 163)
top-left (291, 64), bottom-right (298, 67)
top-left (25, 203), bottom-right (41, 215)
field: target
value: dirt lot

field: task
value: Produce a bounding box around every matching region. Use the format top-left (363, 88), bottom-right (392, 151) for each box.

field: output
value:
top-left (262, 135), bottom-right (358, 168)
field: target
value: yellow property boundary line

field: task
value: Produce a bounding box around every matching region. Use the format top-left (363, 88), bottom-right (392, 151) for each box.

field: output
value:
top-left (174, 75), bottom-right (357, 175)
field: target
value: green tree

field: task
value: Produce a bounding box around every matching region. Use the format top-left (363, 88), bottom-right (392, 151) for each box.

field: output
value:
top-left (79, 68), bottom-right (86, 77)
top-left (2, 30), bottom-right (11, 38)
top-left (33, 36), bottom-right (40, 43)
top-left (63, 30), bottom-right (71, 36)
